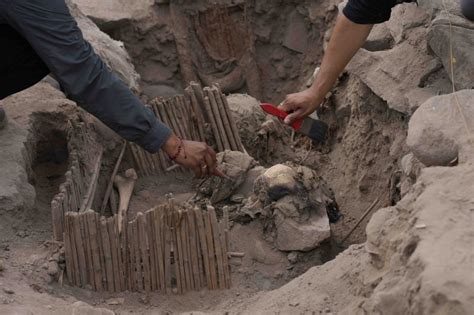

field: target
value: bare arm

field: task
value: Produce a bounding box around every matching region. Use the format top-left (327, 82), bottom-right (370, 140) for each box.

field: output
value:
top-left (280, 13), bottom-right (373, 124)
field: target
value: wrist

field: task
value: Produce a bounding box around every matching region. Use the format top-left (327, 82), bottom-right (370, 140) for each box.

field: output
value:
top-left (162, 134), bottom-right (181, 157)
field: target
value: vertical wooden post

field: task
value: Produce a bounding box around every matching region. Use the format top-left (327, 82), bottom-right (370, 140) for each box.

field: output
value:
top-left (194, 207), bottom-right (212, 289)
top-left (137, 213), bottom-right (152, 293)
top-left (208, 206), bottom-right (226, 289)
top-left (100, 216), bottom-right (114, 292)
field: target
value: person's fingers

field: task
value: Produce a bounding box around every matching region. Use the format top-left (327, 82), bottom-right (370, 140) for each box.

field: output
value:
top-left (193, 165), bottom-right (203, 178)
top-left (204, 153), bottom-right (216, 175)
top-left (207, 146), bottom-right (217, 162)
top-left (284, 108), bottom-right (304, 125)
top-left (279, 96), bottom-right (293, 112)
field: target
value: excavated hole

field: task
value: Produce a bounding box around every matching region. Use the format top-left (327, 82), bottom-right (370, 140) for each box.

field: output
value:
top-left (24, 112), bottom-right (69, 233)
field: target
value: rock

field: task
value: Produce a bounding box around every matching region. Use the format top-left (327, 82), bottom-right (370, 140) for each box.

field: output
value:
top-left (287, 252), bottom-right (299, 264)
top-left (405, 87), bottom-right (437, 114)
top-left (0, 120), bottom-right (35, 215)
top-left (347, 39), bottom-right (441, 114)
top-left (0, 260), bottom-right (4, 272)
top-left (3, 288), bottom-right (14, 295)
top-left (407, 90), bottom-right (474, 166)
top-left (282, 11), bottom-right (308, 53)
top-left (105, 298), bottom-right (124, 305)
top-left (401, 153), bottom-right (424, 179)
top-left (275, 208), bottom-right (330, 252)
top-left (226, 94), bottom-right (266, 158)
top-left (363, 23), bottom-right (394, 51)
top-left (428, 13), bottom-right (474, 90)
top-left (70, 0), bottom-right (154, 30)
top-left (67, 1), bottom-right (141, 91)
top-left (47, 261), bottom-right (59, 277)
top-left (71, 301), bottom-right (115, 315)
top-left (386, 3), bottom-right (430, 43)
top-left (200, 151), bottom-right (256, 204)
top-left (418, 0), bottom-right (462, 18)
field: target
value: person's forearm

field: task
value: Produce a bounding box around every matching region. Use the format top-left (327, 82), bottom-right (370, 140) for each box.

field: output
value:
top-left (308, 14), bottom-right (373, 105)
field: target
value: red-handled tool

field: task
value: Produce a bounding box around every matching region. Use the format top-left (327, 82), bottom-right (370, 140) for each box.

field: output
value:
top-left (260, 103), bottom-right (328, 142)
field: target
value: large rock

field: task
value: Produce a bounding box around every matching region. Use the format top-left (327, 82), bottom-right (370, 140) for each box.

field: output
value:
top-left (347, 37), bottom-right (440, 114)
top-left (282, 10), bottom-right (308, 53)
top-left (67, 1), bottom-right (141, 92)
top-left (226, 94), bottom-right (266, 157)
top-left (0, 121), bottom-right (35, 215)
top-left (199, 151), bottom-right (257, 204)
top-left (428, 13), bottom-right (474, 90)
top-left (407, 90), bottom-right (474, 166)
top-left (70, 0), bottom-right (154, 30)
top-left (274, 198), bottom-right (330, 252)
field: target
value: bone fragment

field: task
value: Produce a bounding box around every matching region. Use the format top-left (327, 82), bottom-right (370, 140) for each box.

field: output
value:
top-left (114, 168), bottom-right (138, 234)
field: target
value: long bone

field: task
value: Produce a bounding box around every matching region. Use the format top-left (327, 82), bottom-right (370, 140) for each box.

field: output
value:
top-left (113, 168), bottom-right (138, 234)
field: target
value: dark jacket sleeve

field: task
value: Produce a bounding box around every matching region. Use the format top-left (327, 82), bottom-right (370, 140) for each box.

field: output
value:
top-left (4, 0), bottom-right (171, 153)
top-left (343, 0), bottom-right (414, 24)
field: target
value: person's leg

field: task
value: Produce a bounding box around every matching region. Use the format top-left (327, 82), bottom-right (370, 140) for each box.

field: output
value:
top-left (0, 24), bottom-right (50, 100)
top-left (0, 24), bottom-right (50, 129)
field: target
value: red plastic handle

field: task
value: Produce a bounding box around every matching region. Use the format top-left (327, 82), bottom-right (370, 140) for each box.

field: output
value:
top-left (260, 103), bottom-right (302, 130)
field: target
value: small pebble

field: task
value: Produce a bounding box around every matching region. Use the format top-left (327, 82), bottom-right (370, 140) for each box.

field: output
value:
top-left (3, 288), bottom-right (15, 295)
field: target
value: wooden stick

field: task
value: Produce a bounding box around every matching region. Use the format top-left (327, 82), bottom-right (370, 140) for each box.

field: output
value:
top-left (127, 221), bottom-right (136, 291)
top-left (212, 87), bottom-right (238, 151)
top-left (116, 215), bottom-right (126, 291)
top-left (100, 217), bottom-right (114, 292)
top-left (162, 99), bottom-right (181, 137)
top-left (203, 209), bottom-right (217, 289)
top-left (169, 97), bottom-right (187, 139)
top-left (163, 216), bottom-right (172, 293)
top-left (110, 188), bottom-right (118, 215)
top-left (137, 213), bottom-right (152, 293)
top-left (80, 149), bottom-right (103, 212)
top-left (220, 88), bottom-right (245, 152)
top-left (186, 210), bottom-right (201, 290)
top-left (223, 206), bottom-right (231, 287)
top-left (190, 82), bottom-right (209, 121)
top-left (340, 197), bottom-right (380, 245)
top-left (72, 213), bottom-right (87, 288)
top-left (184, 88), bottom-right (206, 141)
top-left (79, 212), bottom-right (94, 288)
top-left (208, 206), bottom-right (225, 289)
top-left (205, 88), bottom-right (231, 150)
top-left (108, 216), bottom-right (122, 292)
top-left (203, 96), bottom-right (224, 152)
top-left (132, 219), bottom-right (143, 291)
top-left (176, 96), bottom-right (193, 140)
top-left (181, 211), bottom-right (192, 291)
top-left (67, 213), bottom-right (81, 286)
top-left (146, 210), bottom-right (158, 291)
top-left (128, 142), bottom-right (144, 176)
top-left (228, 252), bottom-right (245, 258)
top-left (86, 211), bottom-right (103, 291)
top-left (51, 199), bottom-right (63, 241)
top-left (194, 207), bottom-right (212, 289)
top-left (63, 214), bottom-right (75, 285)
top-left (173, 212), bottom-right (185, 293)
top-left (153, 210), bottom-right (165, 291)
top-left (219, 221), bottom-right (231, 289)
top-left (151, 101), bottom-right (173, 172)
top-left (100, 141), bottom-right (127, 215)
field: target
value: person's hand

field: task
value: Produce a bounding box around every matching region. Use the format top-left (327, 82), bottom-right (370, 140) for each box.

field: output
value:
top-left (279, 89), bottom-right (322, 125)
top-left (163, 134), bottom-right (218, 178)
